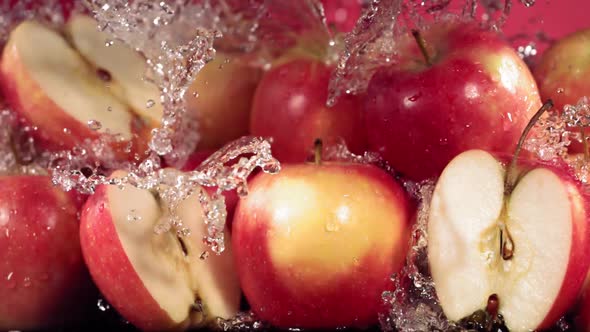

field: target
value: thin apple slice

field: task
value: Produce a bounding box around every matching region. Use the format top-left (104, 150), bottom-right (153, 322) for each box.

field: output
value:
top-left (428, 149), bottom-right (589, 332)
top-left (0, 20), bottom-right (133, 145)
top-left (81, 170), bottom-right (240, 331)
top-left (65, 15), bottom-right (163, 125)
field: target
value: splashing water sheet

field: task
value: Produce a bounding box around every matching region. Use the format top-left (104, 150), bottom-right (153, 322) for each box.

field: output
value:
top-left (0, 0), bottom-right (588, 331)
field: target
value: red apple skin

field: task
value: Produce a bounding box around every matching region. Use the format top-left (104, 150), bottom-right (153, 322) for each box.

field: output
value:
top-left (186, 54), bottom-right (261, 151)
top-left (364, 21), bottom-right (541, 181)
top-left (321, 0), bottom-right (362, 33)
top-left (80, 185), bottom-right (184, 332)
top-left (534, 29), bottom-right (590, 112)
top-left (534, 29), bottom-right (590, 155)
top-left (232, 162), bottom-right (410, 329)
top-left (250, 59), bottom-right (366, 163)
top-left (0, 38), bottom-right (152, 159)
top-left (0, 175), bottom-right (95, 330)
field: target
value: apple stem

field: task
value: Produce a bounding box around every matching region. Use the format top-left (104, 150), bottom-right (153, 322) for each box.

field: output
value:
top-left (314, 138), bottom-right (323, 165)
top-left (411, 29), bottom-right (431, 66)
top-left (504, 99), bottom-right (554, 196)
top-left (581, 127), bottom-right (589, 161)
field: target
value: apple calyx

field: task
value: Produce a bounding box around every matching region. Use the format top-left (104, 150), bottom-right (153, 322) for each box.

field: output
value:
top-left (411, 29), bottom-right (432, 66)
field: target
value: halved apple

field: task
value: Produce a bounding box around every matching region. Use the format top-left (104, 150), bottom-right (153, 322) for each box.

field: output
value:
top-left (428, 149), bottom-right (590, 332)
top-left (0, 17), bottom-right (159, 157)
top-left (80, 170), bottom-right (240, 331)
top-left (65, 14), bottom-right (163, 125)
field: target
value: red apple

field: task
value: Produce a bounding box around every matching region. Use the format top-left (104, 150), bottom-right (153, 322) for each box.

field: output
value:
top-left (0, 17), bottom-right (159, 157)
top-left (80, 170), bottom-right (241, 331)
top-left (321, 0), bottom-right (362, 33)
top-left (428, 148), bottom-right (590, 331)
top-left (232, 152), bottom-right (410, 329)
top-left (186, 53), bottom-right (261, 150)
top-left (534, 29), bottom-right (590, 154)
top-left (364, 21), bottom-right (541, 181)
top-left (0, 175), bottom-right (95, 330)
top-left (250, 59), bottom-right (366, 163)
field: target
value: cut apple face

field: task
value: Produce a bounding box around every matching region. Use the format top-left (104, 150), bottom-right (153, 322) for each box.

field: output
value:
top-left (428, 149), bottom-right (589, 332)
top-left (65, 15), bottom-right (163, 125)
top-left (81, 170), bottom-right (240, 331)
top-left (0, 17), bottom-right (160, 153)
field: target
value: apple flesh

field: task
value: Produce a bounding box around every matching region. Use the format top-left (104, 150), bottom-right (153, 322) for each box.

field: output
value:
top-left (186, 53), bottom-right (261, 151)
top-left (80, 171), bottom-right (240, 331)
top-left (250, 59), bottom-right (366, 163)
top-left (365, 21), bottom-right (542, 181)
top-left (428, 149), bottom-right (590, 331)
top-left (232, 162), bottom-right (410, 329)
top-left (0, 18), bottom-right (157, 156)
top-left (0, 175), bottom-right (94, 330)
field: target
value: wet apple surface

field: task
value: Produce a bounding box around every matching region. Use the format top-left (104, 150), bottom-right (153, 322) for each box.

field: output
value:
top-left (0, 1), bottom-right (589, 332)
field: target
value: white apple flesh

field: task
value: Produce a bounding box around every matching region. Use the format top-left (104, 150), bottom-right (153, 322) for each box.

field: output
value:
top-left (428, 150), bottom-right (590, 331)
top-left (80, 171), bottom-right (240, 331)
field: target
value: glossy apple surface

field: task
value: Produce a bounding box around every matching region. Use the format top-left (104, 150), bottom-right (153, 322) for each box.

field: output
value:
top-left (232, 162), bottom-right (410, 329)
top-left (186, 54), bottom-right (261, 150)
top-left (365, 21), bottom-right (541, 181)
top-left (0, 175), bottom-right (94, 330)
top-left (251, 59), bottom-right (365, 163)
top-left (321, 0), bottom-right (362, 33)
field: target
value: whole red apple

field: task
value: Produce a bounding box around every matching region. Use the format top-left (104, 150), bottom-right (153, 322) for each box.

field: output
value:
top-left (250, 59), bottom-right (366, 163)
top-left (232, 150), bottom-right (410, 329)
top-left (0, 175), bottom-right (95, 330)
top-left (534, 29), bottom-right (590, 154)
top-left (364, 21), bottom-right (541, 181)
top-left (186, 53), bottom-right (261, 151)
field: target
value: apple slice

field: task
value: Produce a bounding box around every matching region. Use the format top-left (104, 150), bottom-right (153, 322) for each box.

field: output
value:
top-left (428, 149), bottom-right (590, 331)
top-left (80, 170), bottom-right (240, 331)
top-left (65, 14), bottom-right (163, 125)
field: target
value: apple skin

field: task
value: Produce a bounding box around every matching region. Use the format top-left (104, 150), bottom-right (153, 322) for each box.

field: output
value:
top-left (0, 175), bottom-right (95, 330)
top-left (320, 0), bottom-right (362, 33)
top-left (232, 162), bottom-right (410, 329)
top-left (80, 184), bottom-right (185, 332)
top-left (250, 59), bottom-right (366, 163)
top-left (186, 54), bottom-right (261, 150)
top-left (533, 29), bottom-right (590, 154)
top-left (364, 21), bottom-right (541, 181)
top-left (534, 29), bottom-right (590, 112)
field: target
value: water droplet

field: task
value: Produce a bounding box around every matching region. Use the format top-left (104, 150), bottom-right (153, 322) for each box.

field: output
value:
top-left (6, 272), bottom-right (13, 281)
top-left (192, 91), bottom-right (199, 98)
top-left (63, 128), bottom-right (71, 134)
top-left (87, 120), bottom-right (102, 131)
top-left (557, 88), bottom-right (565, 94)
top-left (97, 298), bottom-right (110, 311)
top-left (146, 99), bottom-right (156, 108)
top-left (22, 277), bottom-right (31, 288)
top-left (105, 40), bottom-right (114, 47)
top-left (107, 106), bottom-right (113, 112)
top-left (325, 220), bottom-right (340, 232)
